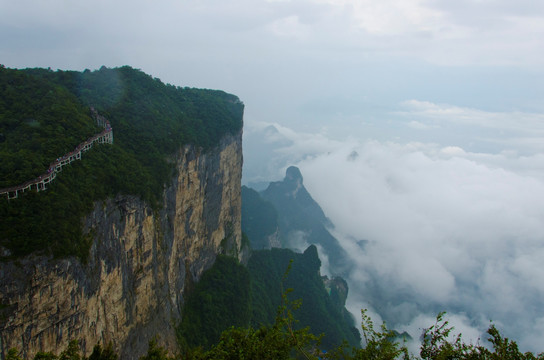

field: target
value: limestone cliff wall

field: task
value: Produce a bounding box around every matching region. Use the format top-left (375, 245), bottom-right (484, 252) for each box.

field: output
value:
top-left (0, 131), bottom-right (243, 359)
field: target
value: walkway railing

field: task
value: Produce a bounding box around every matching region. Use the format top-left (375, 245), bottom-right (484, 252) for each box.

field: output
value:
top-left (0, 108), bottom-right (113, 200)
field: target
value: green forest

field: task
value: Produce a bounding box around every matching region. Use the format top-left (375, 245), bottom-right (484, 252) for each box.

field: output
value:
top-left (241, 186), bottom-right (280, 249)
top-left (177, 246), bottom-right (360, 353)
top-left (0, 66), bottom-right (243, 260)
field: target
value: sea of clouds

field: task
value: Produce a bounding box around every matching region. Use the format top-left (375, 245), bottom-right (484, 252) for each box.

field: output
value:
top-left (243, 101), bottom-right (544, 352)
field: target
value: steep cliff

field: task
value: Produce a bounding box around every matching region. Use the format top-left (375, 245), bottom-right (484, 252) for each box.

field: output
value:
top-left (0, 131), bottom-right (243, 359)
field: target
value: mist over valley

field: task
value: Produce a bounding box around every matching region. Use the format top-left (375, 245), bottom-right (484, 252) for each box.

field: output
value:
top-left (243, 119), bottom-right (544, 352)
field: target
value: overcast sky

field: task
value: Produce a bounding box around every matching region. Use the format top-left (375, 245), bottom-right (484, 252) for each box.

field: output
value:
top-left (3, 0), bottom-right (544, 353)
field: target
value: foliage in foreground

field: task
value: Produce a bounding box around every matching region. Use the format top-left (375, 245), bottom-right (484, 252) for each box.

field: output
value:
top-left (6, 309), bottom-right (544, 360)
top-left (182, 308), bottom-right (544, 360)
top-left (419, 312), bottom-right (544, 360)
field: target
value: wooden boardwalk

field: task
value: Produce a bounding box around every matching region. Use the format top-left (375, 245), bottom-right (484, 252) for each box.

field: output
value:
top-left (0, 108), bottom-right (113, 200)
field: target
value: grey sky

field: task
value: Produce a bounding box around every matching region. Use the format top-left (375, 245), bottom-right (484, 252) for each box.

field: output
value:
top-left (3, 0), bottom-right (544, 353)
top-left (2, 0), bottom-right (544, 128)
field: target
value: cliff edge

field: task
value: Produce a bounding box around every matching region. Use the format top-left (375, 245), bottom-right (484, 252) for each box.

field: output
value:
top-left (0, 131), bottom-right (243, 359)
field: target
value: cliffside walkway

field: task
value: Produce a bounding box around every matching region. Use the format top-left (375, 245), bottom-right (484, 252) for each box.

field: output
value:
top-left (0, 108), bottom-right (113, 200)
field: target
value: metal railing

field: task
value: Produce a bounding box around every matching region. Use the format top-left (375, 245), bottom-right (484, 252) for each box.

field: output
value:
top-left (0, 108), bottom-right (113, 200)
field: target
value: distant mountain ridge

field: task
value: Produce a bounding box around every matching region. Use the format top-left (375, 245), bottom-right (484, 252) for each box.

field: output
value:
top-left (249, 166), bottom-right (352, 276)
top-left (178, 246), bottom-right (361, 351)
top-left (240, 166), bottom-right (360, 347)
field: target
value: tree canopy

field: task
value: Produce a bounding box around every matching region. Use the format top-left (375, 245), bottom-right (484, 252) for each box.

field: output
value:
top-left (0, 66), bottom-right (243, 260)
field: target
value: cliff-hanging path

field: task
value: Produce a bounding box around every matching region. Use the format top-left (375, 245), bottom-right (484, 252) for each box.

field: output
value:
top-left (0, 108), bottom-right (113, 200)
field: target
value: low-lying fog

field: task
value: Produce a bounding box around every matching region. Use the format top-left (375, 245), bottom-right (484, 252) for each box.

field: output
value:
top-left (243, 103), bottom-right (544, 352)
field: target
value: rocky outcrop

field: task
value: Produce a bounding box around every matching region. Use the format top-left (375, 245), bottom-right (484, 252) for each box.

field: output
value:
top-left (261, 166), bottom-right (352, 276)
top-left (0, 131), bottom-right (243, 359)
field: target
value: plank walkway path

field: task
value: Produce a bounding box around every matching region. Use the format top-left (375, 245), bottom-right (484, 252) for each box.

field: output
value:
top-left (0, 108), bottom-right (113, 200)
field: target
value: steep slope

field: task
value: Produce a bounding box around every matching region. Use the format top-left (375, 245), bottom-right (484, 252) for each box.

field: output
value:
top-left (241, 185), bottom-right (280, 249)
top-left (259, 166), bottom-right (352, 276)
top-left (177, 247), bottom-right (361, 352)
top-left (0, 67), bottom-right (244, 359)
top-left (248, 246), bottom-right (360, 350)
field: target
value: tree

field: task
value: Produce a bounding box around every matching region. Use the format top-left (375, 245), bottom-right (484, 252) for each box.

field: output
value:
top-left (325, 310), bottom-right (411, 360)
top-left (88, 343), bottom-right (118, 360)
top-left (139, 338), bottom-right (174, 360)
top-left (6, 348), bottom-right (23, 360)
top-left (484, 324), bottom-right (544, 360)
top-left (353, 309), bottom-right (411, 360)
top-left (420, 312), bottom-right (544, 360)
top-left (420, 312), bottom-right (481, 360)
top-left (191, 260), bottom-right (323, 360)
top-left (59, 340), bottom-right (81, 360)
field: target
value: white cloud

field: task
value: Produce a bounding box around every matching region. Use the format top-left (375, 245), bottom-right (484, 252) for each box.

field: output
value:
top-left (297, 140), bottom-right (544, 351)
top-left (318, 0), bottom-right (445, 35)
top-left (399, 100), bottom-right (544, 132)
top-left (396, 100), bottom-right (544, 153)
top-left (267, 15), bottom-right (311, 39)
top-left (243, 107), bottom-right (544, 352)
top-left (243, 120), bottom-right (349, 183)
top-left (407, 120), bottom-right (432, 130)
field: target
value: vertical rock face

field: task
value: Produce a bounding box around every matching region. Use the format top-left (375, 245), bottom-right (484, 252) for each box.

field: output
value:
top-left (0, 131), bottom-right (243, 359)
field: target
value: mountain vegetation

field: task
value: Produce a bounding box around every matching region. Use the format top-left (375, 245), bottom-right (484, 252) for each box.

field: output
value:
top-left (248, 246), bottom-right (360, 349)
top-left (177, 246), bottom-right (360, 353)
top-left (0, 65), bottom-right (243, 260)
top-left (177, 255), bottom-right (252, 350)
top-left (241, 186), bottom-right (279, 249)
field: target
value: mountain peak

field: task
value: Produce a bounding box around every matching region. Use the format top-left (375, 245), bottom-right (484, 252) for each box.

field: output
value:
top-left (285, 166), bottom-right (303, 183)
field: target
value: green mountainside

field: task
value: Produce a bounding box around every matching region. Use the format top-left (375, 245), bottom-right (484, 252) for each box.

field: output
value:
top-left (250, 166), bottom-right (352, 275)
top-left (248, 246), bottom-right (361, 349)
top-left (241, 185), bottom-right (279, 249)
top-left (0, 68), bottom-right (101, 187)
top-left (0, 65), bottom-right (243, 260)
top-left (240, 167), bottom-right (362, 352)
top-left (177, 256), bottom-right (252, 350)
top-left (177, 247), bottom-right (360, 352)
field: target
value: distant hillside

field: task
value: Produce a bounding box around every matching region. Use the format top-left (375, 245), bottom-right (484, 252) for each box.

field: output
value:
top-left (241, 185), bottom-right (280, 249)
top-left (177, 247), bottom-right (361, 351)
top-left (255, 166), bottom-right (352, 276)
top-left (248, 246), bottom-right (360, 350)
top-left (0, 65), bottom-right (244, 260)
